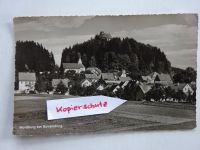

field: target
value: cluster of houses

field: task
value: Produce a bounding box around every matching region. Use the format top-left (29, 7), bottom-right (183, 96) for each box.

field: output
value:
top-left (17, 56), bottom-right (196, 103)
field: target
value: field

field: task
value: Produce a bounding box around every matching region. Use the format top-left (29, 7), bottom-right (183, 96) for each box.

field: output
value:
top-left (13, 94), bottom-right (196, 136)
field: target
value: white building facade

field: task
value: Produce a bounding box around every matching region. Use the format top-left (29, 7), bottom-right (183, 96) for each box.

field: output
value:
top-left (18, 72), bottom-right (36, 93)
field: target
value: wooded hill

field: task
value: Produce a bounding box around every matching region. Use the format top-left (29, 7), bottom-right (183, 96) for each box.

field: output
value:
top-left (15, 41), bottom-right (56, 73)
top-left (15, 32), bottom-right (196, 86)
top-left (61, 32), bottom-right (171, 76)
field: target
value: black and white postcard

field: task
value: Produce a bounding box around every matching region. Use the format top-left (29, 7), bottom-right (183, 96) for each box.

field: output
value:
top-left (13, 14), bottom-right (197, 136)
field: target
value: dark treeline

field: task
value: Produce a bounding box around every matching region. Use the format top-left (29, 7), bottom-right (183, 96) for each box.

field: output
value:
top-left (15, 32), bottom-right (196, 85)
top-left (15, 41), bottom-right (55, 73)
top-left (172, 67), bottom-right (196, 83)
top-left (15, 41), bottom-right (56, 90)
top-left (61, 32), bottom-right (171, 76)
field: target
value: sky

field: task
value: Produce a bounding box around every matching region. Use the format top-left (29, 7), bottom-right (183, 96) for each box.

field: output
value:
top-left (14, 14), bottom-right (198, 69)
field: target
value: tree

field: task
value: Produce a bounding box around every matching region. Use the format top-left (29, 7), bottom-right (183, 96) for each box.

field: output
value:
top-left (146, 86), bottom-right (165, 101)
top-left (69, 82), bottom-right (83, 96)
top-left (15, 41), bottom-right (56, 73)
top-left (46, 81), bottom-right (53, 93)
top-left (82, 85), bottom-right (97, 96)
top-left (121, 38), bottom-right (131, 54)
top-left (115, 87), bottom-right (125, 98)
top-left (129, 52), bottom-right (139, 69)
top-left (105, 52), bottom-right (119, 71)
top-left (102, 52), bottom-right (109, 72)
top-left (15, 41), bottom-right (56, 89)
top-left (129, 71), bottom-right (141, 80)
top-left (60, 32), bottom-right (172, 75)
top-left (118, 54), bottom-right (131, 70)
top-left (173, 67), bottom-right (196, 83)
top-left (175, 90), bottom-right (186, 102)
top-left (185, 67), bottom-right (196, 82)
top-left (65, 70), bottom-right (76, 79)
top-left (89, 56), bottom-right (96, 67)
top-left (189, 90), bottom-right (196, 104)
top-left (82, 53), bottom-right (88, 67)
top-left (164, 87), bottom-right (176, 99)
top-left (55, 81), bottom-right (68, 95)
top-left (35, 76), bottom-right (47, 92)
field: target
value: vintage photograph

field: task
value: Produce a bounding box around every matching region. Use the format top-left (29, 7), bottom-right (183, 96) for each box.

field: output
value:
top-left (14, 14), bottom-right (197, 136)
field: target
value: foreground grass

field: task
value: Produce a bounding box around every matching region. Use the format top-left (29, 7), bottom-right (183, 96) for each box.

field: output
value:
top-left (13, 94), bottom-right (196, 136)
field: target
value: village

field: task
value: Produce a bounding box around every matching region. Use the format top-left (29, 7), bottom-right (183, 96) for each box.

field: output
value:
top-left (12, 15), bottom-right (197, 136)
top-left (16, 54), bottom-right (196, 104)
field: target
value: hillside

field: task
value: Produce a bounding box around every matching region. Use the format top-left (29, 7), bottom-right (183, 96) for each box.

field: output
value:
top-left (15, 41), bottom-right (55, 73)
top-left (60, 32), bottom-right (171, 75)
top-left (171, 67), bottom-right (196, 83)
top-left (15, 41), bottom-right (56, 90)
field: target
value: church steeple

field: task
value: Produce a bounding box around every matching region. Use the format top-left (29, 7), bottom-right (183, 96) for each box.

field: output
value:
top-left (78, 53), bottom-right (82, 64)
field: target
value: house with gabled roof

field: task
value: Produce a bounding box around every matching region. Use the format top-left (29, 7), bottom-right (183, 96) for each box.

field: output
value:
top-left (149, 72), bottom-right (159, 81)
top-left (138, 83), bottom-right (152, 94)
top-left (101, 72), bottom-right (120, 84)
top-left (63, 63), bottom-right (85, 73)
top-left (97, 84), bottom-right (105, 91)
top-left (141, 75), bottom-right (152, 83)
top-left (52, 79), bottom-right (69, 88)
top-left (81, 79), bottom-right (92, 87)
top-left (142, 72), bottom-right (158, 83)
top-left (101, 73), bottom-right (115, 80)
top-left (86, 67), bottom-right (102, 76)
top-left (119, 76), bottom-right (132, 82)
top-left (123, 81), bottom-right (152, 101)
top-left (18, 72), bottom-right (36, 92)
top-left (113, 80), bottom-right (130, 93)
top-left (105, 80), bottom-right (121, 84)
top-left (134, 83), bottom-right (152, 101)
top-left (170, 83), bottom-right (194, 95)
top-left (154, 73), bottom-right (173, 85)
top-left (63, 56), bottom-right (85, 73)
top-left (85, 74), bottom-right (101, 82)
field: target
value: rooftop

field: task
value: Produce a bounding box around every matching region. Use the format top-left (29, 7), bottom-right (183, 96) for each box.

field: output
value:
top-left (101, 73), bottom-right (114, 80)
top-left (63, 63), bottom-right (85, 69)
top-left (86, 67), bottom-right (102, 75)
top-left (119, 77), bottom-right (132, 82)
top-left (170, 83), bottom-right (188, 91)
top-left (52, 79), bottom-right (69, 86)
top-left (156, 73), bottom-right (173, 83)
top-left (18, 72), bottom-right (36, 81)
top-left (139, 84), bottom-right (152, 94)
top-left (85, 74), bottom-right (101, 79)
top-left (142, 76), bottom-right (150, 80)
top-left (149, 72), bottom-right (159, 79)
top-left (81, 78), bottom-right (93, 84)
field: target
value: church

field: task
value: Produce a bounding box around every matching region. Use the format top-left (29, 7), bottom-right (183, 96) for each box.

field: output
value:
top-left (62, 55), bottom-right (85, 73)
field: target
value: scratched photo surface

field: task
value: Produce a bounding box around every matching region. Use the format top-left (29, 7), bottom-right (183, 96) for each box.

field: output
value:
top-left (13, 14), bottom-right (197, 136)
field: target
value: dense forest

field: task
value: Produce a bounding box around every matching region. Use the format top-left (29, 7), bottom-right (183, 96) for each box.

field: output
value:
top-left (15, 41), bottom-right (56, 90)
top-left (15, 41), bottom-right (55, 73)
top-left (15, 32), bottom-right (196, 88)
top-left (172, 67), bottom-right (196, 83)
top-left (61, 32), bottom-right (171, 76)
